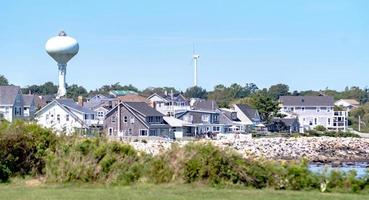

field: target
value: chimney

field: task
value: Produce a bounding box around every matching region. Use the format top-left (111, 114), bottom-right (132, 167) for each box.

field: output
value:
top-left (164, 90), bottom-right (168, 96)
top-left (77, 96), bottom-right (84, 106)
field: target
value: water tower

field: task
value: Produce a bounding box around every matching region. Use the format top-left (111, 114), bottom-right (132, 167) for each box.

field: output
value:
top-left (45, 31), bottom-right (79, 99)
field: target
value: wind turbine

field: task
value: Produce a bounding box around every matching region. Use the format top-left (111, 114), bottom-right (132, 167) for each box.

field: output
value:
top-left (192, 45), bottom-right (200, 87)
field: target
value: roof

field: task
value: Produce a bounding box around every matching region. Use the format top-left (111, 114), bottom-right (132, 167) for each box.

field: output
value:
top-left (0, 86), bottom-right (21, 105)
top-left (279, 96), bottom-right (334, 107)
top-left (83, 94), bottom-right (114, 109)
top-left (148, 92), bottom-right (187, 102)
top-left (22, 95), bottom-right (35, 106)
top-left (337, 99), bottom-right (360, 106)
top-left (163, 116), bottom-right (190, 127)
top-left (235, 104), bottom-right (260, 122)
top-left (118, 94), bottom-right (150, 103)
top-left (193, 100), bottom-right (218, 111)
top-left (220, 108), bottom-right (240, 122)
top-left (109, 90), bottom-right (138, 97)
top-left (56, 99), bottom-right (95, 114)
top-left (124, 102), bottom-right (163, 117)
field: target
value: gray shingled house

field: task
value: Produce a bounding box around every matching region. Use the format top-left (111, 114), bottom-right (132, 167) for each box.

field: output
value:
top-left (0, 86), bottom-right (24, 122)
top-left (104, 102), bottom-right (170, 138)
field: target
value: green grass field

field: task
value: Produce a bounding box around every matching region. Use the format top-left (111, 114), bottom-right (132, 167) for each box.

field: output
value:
top-left (1, 183), bottom-right (369, 200)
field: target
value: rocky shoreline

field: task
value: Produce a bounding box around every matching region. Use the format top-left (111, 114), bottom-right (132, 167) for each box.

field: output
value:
top-left (126, 135), bottom-right (369, 163)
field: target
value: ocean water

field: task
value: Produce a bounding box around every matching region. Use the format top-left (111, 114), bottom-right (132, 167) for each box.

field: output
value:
top-left (309, 163), bottom-right (369, 178)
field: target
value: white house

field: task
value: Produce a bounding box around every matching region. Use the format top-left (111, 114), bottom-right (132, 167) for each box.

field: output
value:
top-left (335, 99), bottom-right (360, 111)
top-left (231, 104), bottom-right (262, 126)
top-left (279, 96), bottom-right (347, 132)
top-left (148, 92), bottom-right (190, 116)
top-left (0, 86), bottom-right (24, 122)
top-left (35, 99), bottom-right (97, 135)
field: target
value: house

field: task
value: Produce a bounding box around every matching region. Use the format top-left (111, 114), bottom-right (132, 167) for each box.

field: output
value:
top-left (148, 91), bottom-right (190, 116)
top-left (231, 104), bottom-right (262, 126)
top-left (219, 108), bottom-right (249, 133)
top-left (279, 96), bottom-right (347, 132)
top-left (175, 109), bottom-right (223, 136)
top-left (104, 102), bottom-right (170, 138)
top-left (267, 118), bottom-right (300, 133)
top-left (335, 99), bottom-right (360, 111)
top-left (0, 86), bottom-right (24, 122)
top-left (22, 94), bottom-right (37, 119)
top-left (163, 116), bottom-right (191, 139)
top-left (35, 99), bottom-right (97, 135)
top-left (83, 94), bottom-right (117, 110)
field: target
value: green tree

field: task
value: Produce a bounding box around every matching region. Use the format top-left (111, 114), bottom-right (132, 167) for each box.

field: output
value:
top-left (184, 86), bottom-right (207, 99)
top-left (66, 84), bottom-right (88, 100)
top-left (22, 82), bottom-right (58, 95)
top-left (251, 90), bottom-right (280, 123)
top-left (0, 75), bottom-right (9, 86)
top-left (268, 84), bottom-right (290, 100)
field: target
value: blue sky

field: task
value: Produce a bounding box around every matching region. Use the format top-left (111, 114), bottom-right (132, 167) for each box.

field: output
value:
top-left (1, 0), bottom-right (368, 92)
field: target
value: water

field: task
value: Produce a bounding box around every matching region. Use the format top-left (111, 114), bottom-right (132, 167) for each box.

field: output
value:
top-left (309, 162), bottom-right (369, 178)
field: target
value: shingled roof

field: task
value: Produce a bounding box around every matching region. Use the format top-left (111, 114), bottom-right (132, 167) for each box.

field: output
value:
top-left (279, 96), bottom-right (334, 107)
top-left (56, 99), bottom-right (95, 114)
top-left (124, 102), bottom-right (163, 117)
top-left (0, 86), bottom-right (21, 105)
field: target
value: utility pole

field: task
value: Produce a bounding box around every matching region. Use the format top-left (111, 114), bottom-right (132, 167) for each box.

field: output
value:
top-left (359, 115), bottom-right (361, 132)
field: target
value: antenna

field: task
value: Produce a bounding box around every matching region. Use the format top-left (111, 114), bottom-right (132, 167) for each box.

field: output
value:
top-left (192, 43), bottom-right (199, 87)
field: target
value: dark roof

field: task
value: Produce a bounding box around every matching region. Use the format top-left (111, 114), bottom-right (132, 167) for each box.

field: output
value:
top-left (279, 96), bottom-right (334, 106)
top-left (221, 109), bottom-right (240, 122)
top-left (22, 95), bottom-right (35, 106)
top-left (0, 86), bottom-right (21, 105)
top-left (124, 102), bottom-right (163, 117)
top-left (193, 100), bottom-right (218, 111)
top-left (235, 104), bottom-right (260, 122)
top-left (56, 99), bottom-right (95, 114)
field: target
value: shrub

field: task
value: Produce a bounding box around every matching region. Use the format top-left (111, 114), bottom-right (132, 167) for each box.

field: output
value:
top-left (314, 125), bottom-right (326, 132)
top-left (0, 164), bottom-right (11, 183)
top-left (0, 121), bottom-right (57, 178)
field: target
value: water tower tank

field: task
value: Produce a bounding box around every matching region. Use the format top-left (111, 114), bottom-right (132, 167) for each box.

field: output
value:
top-left (45, 31), bottom-right (79, 99)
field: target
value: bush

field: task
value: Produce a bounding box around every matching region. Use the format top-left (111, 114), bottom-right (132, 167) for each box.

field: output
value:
top-left (0, 164), bottom-right (11, 183)
top-left (314, 125), bottom-right (326, 132)
top-left (0, 121), bottom-right (57, 178)
top-left (45, 137), bottom-right (144, 185)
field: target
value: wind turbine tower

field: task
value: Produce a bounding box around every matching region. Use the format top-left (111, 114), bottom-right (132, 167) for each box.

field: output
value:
top-left (45, 31), bottom-right (79, 99)
top-left (192, 50), bottom-right (200, 87)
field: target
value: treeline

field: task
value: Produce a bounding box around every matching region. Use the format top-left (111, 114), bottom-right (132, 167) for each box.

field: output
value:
top-left (1, 121), bottom-right (369, 193)
top-left (1, 74), bottom-right (367, 104)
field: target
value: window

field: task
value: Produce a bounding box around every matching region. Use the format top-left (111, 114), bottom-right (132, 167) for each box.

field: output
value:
top-left (202, 115), bottom-right (210, 122)
top-left (108, 128), bottom-right (113, 136)
top-left (91, 114), bottom-right (95, 120)
top-left (302, 107), bottom-right (305, 112)
top-left (124, 116), bottom-right (128, 123)
top-left (97, 111), bottom-right (104, 117)
top-left (149, 129), bottom-right (157, 136)
top-left (46, 114), bottom-right (49, 120)
top-left (84, 114), bottom-right (88, 120)
top-left (184, 115), bottom-right (193, 122)
top-left (213, 115), bottom-right (219, 122)
top-left (57, 114), bottom-right (60, 122)
top-left (140, 129), bottom-right (147, 136)
top-left (66, 114), bottom-right (69, 121)
top-left (328, 118), bottom-right (331, 125)
top-left (213, 126), bottom-right (220, 132)
top-left (314, 118), bottom-right (317, 125)
top-left (128, 128), bottom-right (132, 135)
top-left (317, 108), bottom-right (320, 112)
top-left (130, 117), bottom-right (135, 124)
top-left (111, 115), bottom-right (116, 123)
